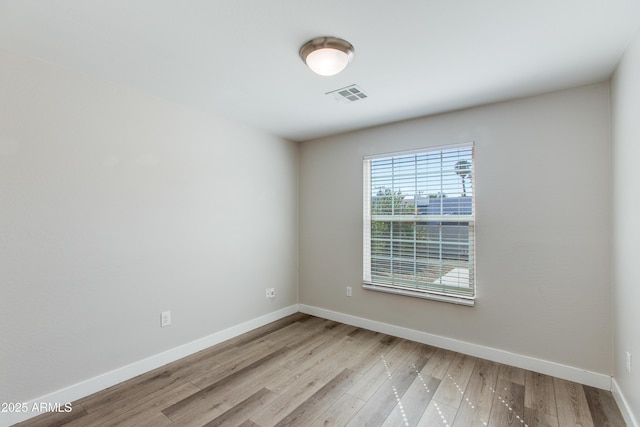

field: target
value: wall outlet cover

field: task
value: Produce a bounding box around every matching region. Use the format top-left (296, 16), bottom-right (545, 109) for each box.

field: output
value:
top-left (161, 311), bottom-right (171, 327)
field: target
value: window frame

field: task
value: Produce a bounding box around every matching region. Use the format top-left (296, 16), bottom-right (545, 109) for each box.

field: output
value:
top-left (362, 142), bottom-right (476, 306)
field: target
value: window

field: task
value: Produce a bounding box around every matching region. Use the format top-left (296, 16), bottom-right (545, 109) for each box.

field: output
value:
top-left (363, 143), bottom-right (475, 305)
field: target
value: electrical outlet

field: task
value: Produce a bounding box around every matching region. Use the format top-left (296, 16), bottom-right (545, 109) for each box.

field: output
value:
top-left (346, 286), bottom-right (352, 297)
top-left (266, 288), bottom-right (275, 299)
top-left (161, 310), bottom-right (171, 327)
top-left (627, 351), bottom-right (632, 373)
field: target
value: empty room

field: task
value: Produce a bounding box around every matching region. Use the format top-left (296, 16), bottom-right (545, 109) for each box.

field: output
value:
top-left (1, 1), bottom-right (639, 426)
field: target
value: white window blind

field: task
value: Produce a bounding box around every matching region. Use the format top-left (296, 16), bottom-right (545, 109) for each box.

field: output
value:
top-left (363, 143), bottom-right (475, 305)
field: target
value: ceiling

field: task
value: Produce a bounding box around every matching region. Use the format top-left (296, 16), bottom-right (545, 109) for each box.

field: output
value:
top-left (1, 1), bottom-right (639, 142)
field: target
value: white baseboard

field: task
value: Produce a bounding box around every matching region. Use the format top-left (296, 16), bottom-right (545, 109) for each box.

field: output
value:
top-left (299, 304), bottom-right (612, 391)
top-left (4, 304), bottom-right (619, 427)
top-left (612, 378), bottom-right (639, 427)
top-left (1, 305), bottom-right (299, 427)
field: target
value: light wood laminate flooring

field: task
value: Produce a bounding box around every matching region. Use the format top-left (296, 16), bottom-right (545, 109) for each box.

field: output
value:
top-left (15, 313), bottom-right (626, 427)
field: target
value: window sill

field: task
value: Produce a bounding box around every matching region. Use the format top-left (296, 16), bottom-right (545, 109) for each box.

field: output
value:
top-left (362, 282), bottom-right (475, 306)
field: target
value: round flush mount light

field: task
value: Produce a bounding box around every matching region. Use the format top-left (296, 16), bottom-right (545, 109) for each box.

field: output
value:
top-left (299, 37), bottom-right (354, 76)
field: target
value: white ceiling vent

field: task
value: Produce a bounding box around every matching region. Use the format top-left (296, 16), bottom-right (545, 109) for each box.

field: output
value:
top-left (326, 84), bottom-right (368, 103)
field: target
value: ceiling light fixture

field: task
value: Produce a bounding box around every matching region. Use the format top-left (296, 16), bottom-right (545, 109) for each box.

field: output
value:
top-left (299, 37), bottom-right (354, 76)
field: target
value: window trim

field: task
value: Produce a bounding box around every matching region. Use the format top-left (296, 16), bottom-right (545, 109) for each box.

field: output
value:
top-left (362, 142), bottom-right (476, 306)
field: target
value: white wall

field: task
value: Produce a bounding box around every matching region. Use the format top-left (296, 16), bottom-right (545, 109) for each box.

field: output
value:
top-left (611, 26), bottom-right (640, 424)
top-left (299, 83), bottom-right (612, 376)
top-left (0, 49), bottom-right (298, 405)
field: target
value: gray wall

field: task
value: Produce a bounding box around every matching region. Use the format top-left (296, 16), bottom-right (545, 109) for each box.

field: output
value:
top-left (0, 49), bottom-right (299, 403)
top-left (299, 82), bottom-right (612, 375)
top-left (611, 25), bottom-right (640, 422)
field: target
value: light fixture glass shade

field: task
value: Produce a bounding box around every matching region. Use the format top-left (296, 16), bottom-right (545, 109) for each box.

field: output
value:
top-left (305, 48), bottom-right (350, 76)
top-left (300, 37), bottom-right (354, 76)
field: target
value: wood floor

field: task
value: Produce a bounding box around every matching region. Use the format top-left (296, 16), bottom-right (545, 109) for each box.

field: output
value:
top-left (15, 313), bottom-right (626, 427)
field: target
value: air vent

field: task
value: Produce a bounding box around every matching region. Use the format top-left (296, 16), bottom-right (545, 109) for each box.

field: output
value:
top-left (326, 84), bottom-right (368, 103)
